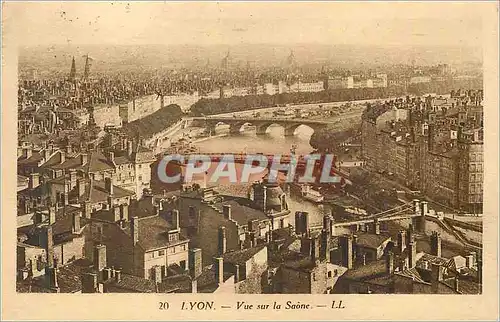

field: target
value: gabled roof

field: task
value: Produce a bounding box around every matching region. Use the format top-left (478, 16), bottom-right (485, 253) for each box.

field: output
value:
top-left (136, 216), bottom-right (188, 251)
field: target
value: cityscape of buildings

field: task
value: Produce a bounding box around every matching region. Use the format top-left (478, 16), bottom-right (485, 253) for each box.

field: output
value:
top-left (16, 44), bottom-right (483, 295)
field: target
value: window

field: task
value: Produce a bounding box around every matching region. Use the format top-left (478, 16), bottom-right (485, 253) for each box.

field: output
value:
top-left (138, 175), bottom-right (143, 182)
top-left (312, 273), bottom-right (317, 281)
top-left (181, 244), bottom-right (186, 251)
top-left (158, 250), bottom-right (165, 256)
top-left (169, 247), bottom-right (175, 254)
top-left (327, 271), bottom-right (332, 278)
top-left (150, 252), bottom-right (155, 258)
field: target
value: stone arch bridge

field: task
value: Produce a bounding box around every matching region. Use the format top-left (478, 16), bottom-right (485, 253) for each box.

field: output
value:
top-left (190, 116), bottom-right (334, 136)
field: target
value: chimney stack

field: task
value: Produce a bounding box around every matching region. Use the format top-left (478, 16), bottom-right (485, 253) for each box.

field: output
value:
top-left (430, 262), bottom-right (443, 293)
top-left (339, 235), bottom-right (353, 269)
top-left (430, 231), bottom-right (442, 257)
top-left (320, 229), bottom-right (330, 262)
top-left (120, 204), bottom-right (129, 221)
top-left (171, 209), bottom-right (180, 230)
top-left (82, 201), bottom-right (92, 219)
top-left (420, 201), bottom-right (428, 232)
top-left (77, 178), bottom-right (85, 197)
top-left (222, 204), bottom-right (232, 220)
top-left (131, 216), bottom-right (139, 246)
top-left (115, 269), bottom-right (122, 283)
top-left (48, 206), bottom-right (56, 225)
top-left (191, 279), bottom-right (198, 293)
top-left (408, 235), bottom-right (417, 268)
top-left (107, 151), bottom-right (115, 164)
top-left (323, 215), bottom-right (332, 236)
top-left (80, 153), bottom-right (88, 166)
top-left (386, 251), bottom-right (394, 275)
top-left (412, 199), bottom-right (420, 216)
top-left (72, 212), bottom-right (81, 233)
top-left (105, 177), bottom-right (114, 195)
top-left (69, 170), bottom-right (77, 190)
top-left (28, 173), bottom-right (40, 189)
top-left (234, 264), bottom-right (241, 283)
top-left (218, 226), bottom-right (227, 255)
top-left (397, 230), bottom-right (406, 253)
top-left (189, 248), bottom-right (203, 279)
top-left (81, 272), bottom-right (99, 293)
top-left (154, 265), bottom-right (162, 284)
top-left (127, 141), bottom-right (133, 157)
top-left (214, 257), bottom-right (224, 286)
top-left (294, 211), bottom-right (309, 236)
top-left (94, 244), bottom-right (107, 272)
top-left (374, 218), bottom-right (380, 235)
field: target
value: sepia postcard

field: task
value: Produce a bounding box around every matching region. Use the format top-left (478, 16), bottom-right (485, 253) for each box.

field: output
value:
top-left (1, 1), bottom-right (499, 320)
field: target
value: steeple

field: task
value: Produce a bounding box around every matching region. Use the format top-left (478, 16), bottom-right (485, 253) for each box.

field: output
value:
top-left (83, 54), bottom-right (93, 80)
top-left (69, 56), bottom-right (76, 81)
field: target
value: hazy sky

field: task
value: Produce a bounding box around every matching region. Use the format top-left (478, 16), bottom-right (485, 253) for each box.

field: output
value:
top-left (6, 2), bottom-right (485, 48)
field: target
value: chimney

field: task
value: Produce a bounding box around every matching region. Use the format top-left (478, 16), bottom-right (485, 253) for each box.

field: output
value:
top-left (408, 236), bottom-right (416, 268)
top-left (48, 206), bottom-right (56, 225)
top-left (115, 269), bottom-right (122, 283)
top-left (386, 251), bottom-right (394, 275)
top-left (72, 212), bottom-right (81, 233)
top-left (466, 251), bottom-right (476, 268)
top-left (94, 244), bottom-right (107, 272)
top-left (214, 257), bottom-right (224, 286)
top-left (82, 201), bottom-right (92, 219)
top-left (107, 151), bottom-right (115, 164)
top-left (131, 216), bottom-right (139, 246)
top-left (412, 199), bottom-right (420, 216)
top-left (374, 218), bottom-right (380, 235)
top-left (191, 279), bottom-right (198, 293)
top-left (23, 147), bottom-right (32, 159)
top-left (80, 153), bottom-right (88, 166)
top-left (323, 215), bottom-right (332, 236)
top-left (397, 230), bottom-right (406, 253)
top-left (189, 248), bottom-right (203, 278)
top-left (59, 151), bottom-right (66, 165)
top-left (120, 204), bottom-right (129, 221)
top-left (127, 141), bottom-right (133, 157)
top-left (154, 265), bottom-right (162, 284)
top-left (105, 177), bottom-right (114, 195)
top-left (81, 272), bottom-right (99, 293)
top-left (113, 206), bottom-right (121, 222)
top-left (420, 201), bottom-right (428, 232)
top-left (218, 226), bottom-right (227, 255)
top-left (171, 209), bottom-right (180, 230)
top-left (222, 204), bottom-right (232, 220)
top-left (320, 229), bottom-right (330, 262)
top-left (311, 237), bottom-right (320, 263)
top-left (28, 173), bottom-right (40, 189)
top-left (248, 219), bottom-right (259, 232)
top-left (340, 235), bottom-right (353, 269)
top-left (250, 231), bottom-right (257, 248)
top-left (107, 195), bottom-right (114, 211)
top-left (453, 276), bottom-right (460, 293)
top-left (77, 178), bottom-right (86, 197)
top-left (430, 231), bottom-right (442, 257)
top-left (430, 262), bottom-right (443, 293)
top-left (234, 264), bottom-right (241, 283)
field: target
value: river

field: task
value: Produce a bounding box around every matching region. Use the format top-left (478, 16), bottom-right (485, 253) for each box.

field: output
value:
top-left (190, 124), bottom-right (336, 229)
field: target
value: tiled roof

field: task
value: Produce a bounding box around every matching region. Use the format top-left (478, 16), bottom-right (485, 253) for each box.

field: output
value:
top-left (223, 245), bottom-right (267, 266)
top-left (341, 260), bottom-right (386, 281)
top-left (88, 180), bottom-right (135, 204)
top-left (136, 215), bottom-right (188, 251)
top-left (355, 233), bottom-right (391, 250)
top-left (106, 274), bottom-right (157, 293)
top-left (211, 200), bottom-right (268, 226)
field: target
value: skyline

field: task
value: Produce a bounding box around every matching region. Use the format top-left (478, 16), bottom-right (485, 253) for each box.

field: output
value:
top-left (6, 2), bottom-right (484, 48)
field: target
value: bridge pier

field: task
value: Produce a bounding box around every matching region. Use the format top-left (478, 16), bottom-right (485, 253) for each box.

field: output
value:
top-left (284, 126), bottom-right (296, 136)
top-left (255, 125), bottom-right (268, 135)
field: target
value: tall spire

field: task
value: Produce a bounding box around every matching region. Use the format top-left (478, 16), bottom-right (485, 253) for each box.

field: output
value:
top-left (69, 56), bottom-right (76, 81)
top-left (83, 54), bottom-right (93, 80)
